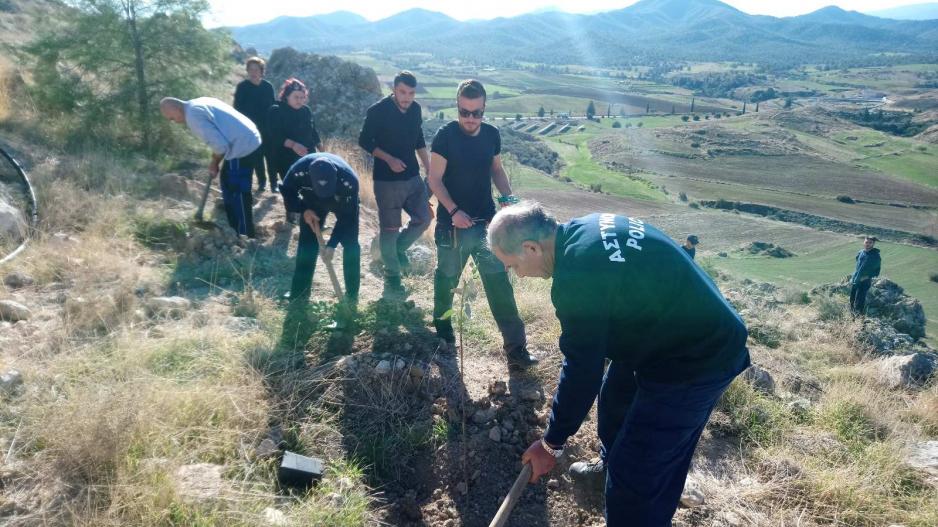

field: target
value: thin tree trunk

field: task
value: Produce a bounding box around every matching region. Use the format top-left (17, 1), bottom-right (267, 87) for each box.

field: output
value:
top-left (123, 0), bottom-right (150, 152)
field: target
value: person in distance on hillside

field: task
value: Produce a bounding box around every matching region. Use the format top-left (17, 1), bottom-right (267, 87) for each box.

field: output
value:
top-left (279, 152), bottom-right (360, 308)
top-left (849, 235), bottom-right (881, 317)
top-left (159, 96), bottom-right (260, 237)
top-left (427, 79), bottom-right (537, 370)
top-left (487, 202), bottom-right (750, 526)
top-left (267, 78), bottom-right (323, 197)
top-left (358, 70), bottom-right (433, 297)
top-left (233, 56), bottom-right (276, 193)
top-left (682, 234), bottom-right (699, 259)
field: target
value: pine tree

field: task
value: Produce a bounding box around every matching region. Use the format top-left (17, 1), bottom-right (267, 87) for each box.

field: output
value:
top-left (28, 0), bottom-right (227, 153)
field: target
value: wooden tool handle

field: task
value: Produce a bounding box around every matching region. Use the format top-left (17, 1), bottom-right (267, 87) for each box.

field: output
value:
top-left (488, 464), bottom-right (532, 527)
top-left (312, 224), bottom-right (344, 299)
top-left (194, 172), bottom-right (213, 221)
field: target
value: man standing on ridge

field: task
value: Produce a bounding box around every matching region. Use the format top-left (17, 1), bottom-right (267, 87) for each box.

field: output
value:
top-left (849, 235), bottom-right (881, 317)
top-left (427, 79), bottom-right (537, 370)
top-left (487, 202), bottom-right (750, 526)
top-left (358, 70), bottom-right (432, 297)
top-left (233, 56), bottom-right (276, 193)
top-left (160, 96), bottom-right (260, 237)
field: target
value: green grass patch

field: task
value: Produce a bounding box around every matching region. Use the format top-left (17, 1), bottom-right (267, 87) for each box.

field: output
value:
top-left (545, 134), bottom-right (667, 202)
top-left (132, 214), bottom-right (188, 250)
top-left (717, 379), bottom-right (794, 445)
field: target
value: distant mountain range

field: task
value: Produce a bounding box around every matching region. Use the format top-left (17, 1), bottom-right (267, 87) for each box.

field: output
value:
top-left (868, 2), bottom-right (938, 20)
top-left (229, 0), bottom-right (938, 66)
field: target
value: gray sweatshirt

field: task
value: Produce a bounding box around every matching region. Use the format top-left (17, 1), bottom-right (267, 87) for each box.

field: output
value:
top-left (184, 97), bottom-right (261, 160)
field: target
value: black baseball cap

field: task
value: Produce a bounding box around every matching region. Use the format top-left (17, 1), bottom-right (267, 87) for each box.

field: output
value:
top-left (687, 235), bottom-right (699, 245)
top-left (308, 158), bottom-right (337, 199)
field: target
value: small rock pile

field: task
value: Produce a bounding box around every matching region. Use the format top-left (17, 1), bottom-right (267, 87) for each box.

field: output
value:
top-left (183, 226), bottom-right (257, 261)
top-left (745, 241), bottom-right (794, 258)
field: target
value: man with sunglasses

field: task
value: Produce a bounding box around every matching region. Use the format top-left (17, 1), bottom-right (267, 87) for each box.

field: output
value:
top-left (427, 79), bottom-right (537, 370)
top-left (358, 71), bottom-right (432, 297)
top-left (279, 152), bottom-right (360, 308)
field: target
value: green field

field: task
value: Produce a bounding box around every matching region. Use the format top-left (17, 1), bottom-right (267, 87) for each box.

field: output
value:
top-left (714, 240), bottom-right (938, 341)
top-left (504, 156), bottom-right (571, 192)
top-left (790, 129), bottom-right (938, 189)
top-left (546, 134), bottom-right (668, 202)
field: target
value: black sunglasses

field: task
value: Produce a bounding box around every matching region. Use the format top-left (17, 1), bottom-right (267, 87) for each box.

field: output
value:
top-left (458, 107), bottom-right (484, 119)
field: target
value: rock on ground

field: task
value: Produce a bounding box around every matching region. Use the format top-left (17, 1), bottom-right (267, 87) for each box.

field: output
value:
top-left (3, 272), bottom-right (34, 289)
top-left (405, 244), bottom-right (435, 275)
top-left (1, 369), bottom-right (23, 394)
top-left (0, 300), bottom-right (30, 322)
top-left (874, 353), bottom-right (937, 389)
top-left (816, 278), bottom-right (926, 341)
top-left (0, 197), bottom-right (26, 242)
top-left (906, 441), bottom-right (938, 481)
top-left (174, 463), bottom-right (227, 503)
top-left (145, 296), bottom-right (191, 318)
top-left (743, 364), bottom-right (776, 394)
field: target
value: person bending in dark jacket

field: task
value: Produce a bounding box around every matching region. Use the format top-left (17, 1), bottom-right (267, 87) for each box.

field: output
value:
top-left (487, 202), bottom-right (750, 527)
top-left (267, 78), bottom-right (322, 191)
top-left (358, 70), bottom-right (432, 297)
top-left (280, 153), bottom-right (360, 306)
top-left (850, 236), bottom-right (881, 316)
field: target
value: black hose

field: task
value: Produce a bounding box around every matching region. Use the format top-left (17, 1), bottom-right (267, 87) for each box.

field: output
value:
top-left (0, 145), bottom-right (38, 265)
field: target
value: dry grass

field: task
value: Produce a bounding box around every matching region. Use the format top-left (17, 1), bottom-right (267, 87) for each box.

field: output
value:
top-left (0, 57), bottom-right (10, 122)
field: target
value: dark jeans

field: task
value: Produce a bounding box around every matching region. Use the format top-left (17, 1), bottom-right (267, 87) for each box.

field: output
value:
top-left (599, 352), bottom-right (748, 526)
top-left (849, 279), bottom-right (872, 315)
top-left (246, 145), bottom-right (269, 190)
top-left (374, 176), bottom-right (431, 278)
top-left (220, 155), bottom-right (255, 237)
top-left (290, 204), bottom-right (360, 304)
top-left (432, 222), bottom-right (526, 355)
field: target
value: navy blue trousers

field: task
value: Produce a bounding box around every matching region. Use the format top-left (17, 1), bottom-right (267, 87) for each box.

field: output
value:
top-left (598, 354), bottom-right (747, 526)
top-left (221, 156), bottom-right (255, 237)
top-left (289, 203), bottom-right (360, 303)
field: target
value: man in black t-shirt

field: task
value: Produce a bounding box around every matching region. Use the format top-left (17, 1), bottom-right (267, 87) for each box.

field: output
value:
top-left (428, 79), bottom-right (536, 369)
top-left (233, 57), bottom-right (276, 193)
top-left (358, 71), bottom-right (432, 296)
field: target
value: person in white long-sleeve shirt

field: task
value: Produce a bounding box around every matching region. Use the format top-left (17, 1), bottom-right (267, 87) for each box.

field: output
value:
top-left (160, 96), bottom-right (261, 237)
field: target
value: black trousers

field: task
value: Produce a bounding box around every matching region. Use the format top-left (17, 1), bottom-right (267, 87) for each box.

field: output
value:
top-left (290, 203), bottom-right (360, 303)
top-left (849, 279), bottom-right (872, 315)
top-left (431, 223), bottom-right (526, 355)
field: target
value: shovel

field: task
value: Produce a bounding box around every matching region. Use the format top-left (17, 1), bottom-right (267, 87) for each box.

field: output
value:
top-left (310, 222), bottom-right (343, 300)
top-left (488, 463), bottom-right (533, 527)
top-left (194, 171), bottom-right (213, 222)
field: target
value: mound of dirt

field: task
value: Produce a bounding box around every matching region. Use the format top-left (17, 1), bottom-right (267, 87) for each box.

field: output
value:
top-left (745, 241), bottom-right (795, 258)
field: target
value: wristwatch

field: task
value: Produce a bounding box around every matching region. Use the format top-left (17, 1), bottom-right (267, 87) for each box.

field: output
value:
top-left (540, 438), bottom-right (564, 458)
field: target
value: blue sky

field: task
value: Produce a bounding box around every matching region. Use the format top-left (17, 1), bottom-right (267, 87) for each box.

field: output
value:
top-left (205, 0), bottom-right (918, 27)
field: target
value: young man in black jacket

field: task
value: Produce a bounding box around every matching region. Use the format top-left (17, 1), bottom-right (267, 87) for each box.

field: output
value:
top-left (279, 153), bottom-right (360, 306)
top-left (427, 79), bottom-right (536, 370)
top-left (850, 236), bottom-right (882, 316)
top-left (358, 71), bottom-right (432, 296)
top-left (488, 202), bottom-right (750, 527)
top-left (233, 57), bottom-right (276, 193)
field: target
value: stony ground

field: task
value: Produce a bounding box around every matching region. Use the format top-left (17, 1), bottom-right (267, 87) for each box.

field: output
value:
top-left (1, 151), bottom-right (936, 526)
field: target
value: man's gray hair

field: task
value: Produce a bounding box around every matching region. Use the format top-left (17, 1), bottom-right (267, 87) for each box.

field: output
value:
top-left (487, 201), bottom-right (558, 255)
